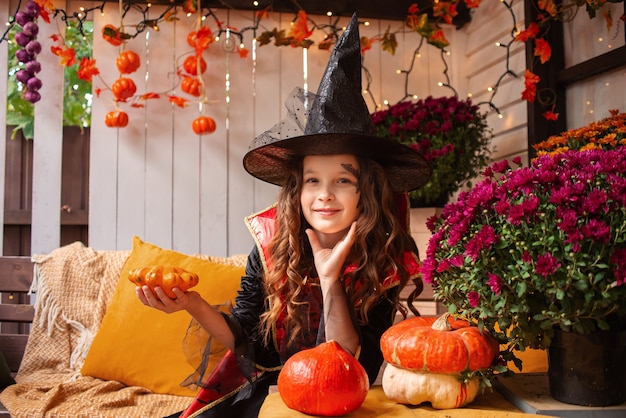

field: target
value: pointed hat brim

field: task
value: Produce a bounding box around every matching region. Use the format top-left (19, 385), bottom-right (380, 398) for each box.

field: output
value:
top-left (244, 131), bottom-right (431, 192)
top-left (242, 14), bottom-right (432, 192)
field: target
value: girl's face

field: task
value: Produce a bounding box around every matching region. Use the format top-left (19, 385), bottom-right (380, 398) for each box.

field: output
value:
top-left (300, 154), bottom-right (361, 248)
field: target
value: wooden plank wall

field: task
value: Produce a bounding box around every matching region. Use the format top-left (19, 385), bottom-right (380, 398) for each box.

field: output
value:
top-left (462, 0), bottom-right (529, 166)
top-left (3, 1), bottom-right (531, 257)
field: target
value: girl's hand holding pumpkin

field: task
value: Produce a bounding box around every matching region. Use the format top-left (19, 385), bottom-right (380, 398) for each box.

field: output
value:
top-left (136, 285), bottom-right (201, 314)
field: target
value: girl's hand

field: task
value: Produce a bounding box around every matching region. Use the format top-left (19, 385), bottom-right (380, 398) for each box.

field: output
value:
top-left (305, 221), bottom-right (357, 283)
top-left (136, 285), bottom-right (199, 314)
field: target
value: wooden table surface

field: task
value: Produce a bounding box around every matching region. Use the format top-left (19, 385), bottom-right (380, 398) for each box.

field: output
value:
top-left (259, 385), bottom-right (554, 418)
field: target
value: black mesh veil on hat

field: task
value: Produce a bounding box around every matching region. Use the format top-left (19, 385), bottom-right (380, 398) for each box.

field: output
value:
top-left (243, 13), bottom-right (431, 193)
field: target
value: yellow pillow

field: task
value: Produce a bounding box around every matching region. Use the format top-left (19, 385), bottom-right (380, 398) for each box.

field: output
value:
top-left (81, 236), bottom-right (245, 396)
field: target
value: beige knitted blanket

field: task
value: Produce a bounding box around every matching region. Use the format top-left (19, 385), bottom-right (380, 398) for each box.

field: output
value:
top-left (0, 242), bottom-right (244, 418)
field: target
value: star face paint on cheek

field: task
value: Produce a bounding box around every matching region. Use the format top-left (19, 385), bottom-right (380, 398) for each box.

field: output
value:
top-left (341, 163), bottom-right (361, 193)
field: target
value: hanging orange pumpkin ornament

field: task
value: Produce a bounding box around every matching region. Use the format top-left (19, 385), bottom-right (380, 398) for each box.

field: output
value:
top-left (101, 24), bottom-right (125, 46)
top-left (181, 76), bottom-right (202, 97)
top-left (192, 116), bottom-right (216, 135)
top-left (116, 50), bottom-right (141, 74)
top-left (187, 26), bottom-right (214, 51)
top-left (277, 340), bottom-right (369, 416)
top-left (112, 77), bottom-right (137, 100)
top-left (183, 55), bottom-right (207, 75)
top-left (105, 110), bottom-right (129, 128)
top-left (380, 313), bottom-right (500, 409)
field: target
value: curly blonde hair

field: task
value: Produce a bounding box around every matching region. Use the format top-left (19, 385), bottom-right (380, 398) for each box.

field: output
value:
top-left (259, 155), bottom-right (422, 346)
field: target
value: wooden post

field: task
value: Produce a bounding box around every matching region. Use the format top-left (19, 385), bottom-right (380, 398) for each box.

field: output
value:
top-left (31, 0), bottom-right (67, 254)
top-left (0, 1), bottom-right (9, 255)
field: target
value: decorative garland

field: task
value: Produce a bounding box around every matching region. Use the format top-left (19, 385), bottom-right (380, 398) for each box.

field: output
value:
top-left (1, 0), bottom-right (624, 132)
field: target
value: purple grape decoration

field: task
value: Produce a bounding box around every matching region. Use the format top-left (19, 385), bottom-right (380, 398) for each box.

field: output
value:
top-left (24, 90), bottom-right (41, 103)
top-left (16, 49), bottom-right (33, 63)
top-left (25, 40), bottom-right (41, 55)
top-left (27, 77), bottom-right (42, 91)
top-left (25, 1), bottom-right (40, 16)
top-left (22, 21), bottom-right (39, 37)
top-left (25, 60), bottom-right (41, 74)
top-left (16, 69), bottom-right (31, 84)
top-left (14, 31), bottom-right (31, 47)
top-left (14, 0), bottom-right (44, 103)
top-left (15, 11), bottom-right (33, 26)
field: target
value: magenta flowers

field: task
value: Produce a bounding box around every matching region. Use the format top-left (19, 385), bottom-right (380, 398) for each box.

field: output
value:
top-left (371, 96), bottom-right (492, 206)
top-left (423, 147), bottom-right (626, 353)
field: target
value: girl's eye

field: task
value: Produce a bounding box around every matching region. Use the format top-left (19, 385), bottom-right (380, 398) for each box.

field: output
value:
top-left (304, 177), bottom-right (318, 184)
top-left (337, 178), bottom-right (356, 185)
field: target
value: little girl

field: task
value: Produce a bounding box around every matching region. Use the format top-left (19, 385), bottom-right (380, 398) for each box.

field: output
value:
top-left (137, 14), bottom-right (431, 417)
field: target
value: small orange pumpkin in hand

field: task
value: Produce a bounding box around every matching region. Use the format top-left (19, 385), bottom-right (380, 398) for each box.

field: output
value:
top-left (128, 266), bottom-right (199, 299)
top-left (380, 313), bottom-right (500, 409)
top-left (104, 110), bottom-right (129, 128)
top-left (112, 77), bottom-right (137, 100)
top-left (116, 50), bottom-right (141, 74)
top-left (192, 116), bottom-right (216, 135)
top-left (278, 340), bottom-right (369, 416)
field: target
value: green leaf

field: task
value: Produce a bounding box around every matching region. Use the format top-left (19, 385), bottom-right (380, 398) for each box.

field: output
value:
top-left (516, 282), bottom-right (527, 297)
top-left (381, 29), bottom-right (397, 55)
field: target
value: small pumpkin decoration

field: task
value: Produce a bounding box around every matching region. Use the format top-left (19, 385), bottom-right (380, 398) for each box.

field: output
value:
top-left (104, 110), bottom-right (129, 128)
top-left (128, 266), bottom-right (199, 299)
top-left (380, 313), bottom-right (499, 409)
top-left (112, 77), bottom-right (137, 101)
top-left (183, 55), bottom-right (207, 75)
top-left (192, 116), bottom-right (216, 135)
top-left (277, 340), bottom-right (369, 416)
top-left (101, 24), bottom-right (124, 46)
top-left (187, 30), bottom-right (199, 48)
top-left (116, 50), bottom-right (141, 74)
top-left (181, 76), bottom-right (202, 97)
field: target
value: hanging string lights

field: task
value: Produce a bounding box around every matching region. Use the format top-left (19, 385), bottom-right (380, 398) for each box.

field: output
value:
top-left (3, 1), bottom-right (618, 126)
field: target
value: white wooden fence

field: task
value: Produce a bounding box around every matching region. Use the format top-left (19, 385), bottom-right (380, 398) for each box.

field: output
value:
top-left (2, 0), bottom-right (623, 257)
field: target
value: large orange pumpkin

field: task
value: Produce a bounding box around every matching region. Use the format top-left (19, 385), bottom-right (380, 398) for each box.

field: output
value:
top-left (277, 340), bottom-right (369, 416)
top-left (112, 77), bottom-right (137, 100)
top-left (183, 55), bottom-right (207, 75)
top-left (116, 50), bottom-right (141, 74)
top-left (104, 110), bottom-right (129, 128)
top-left (381, 314), bottom-right (499, 374)
top-left (380, 313), bottom-right (499, 409)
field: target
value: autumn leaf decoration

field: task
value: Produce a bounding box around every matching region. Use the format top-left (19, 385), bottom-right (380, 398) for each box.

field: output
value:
top-left (514, 0), bottom-right (624, 121)
top-left (257, 10), bottom-right (314, 48)
top-left (405, 1), bottom-right (481, 50)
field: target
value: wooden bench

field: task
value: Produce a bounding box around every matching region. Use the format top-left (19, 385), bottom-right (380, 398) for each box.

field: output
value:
top-left (0, 256), bottom-right (35, 416)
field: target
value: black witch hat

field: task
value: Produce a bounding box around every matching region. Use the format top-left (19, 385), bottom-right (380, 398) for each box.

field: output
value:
top-left (242, 14), bottom-right (431, 193)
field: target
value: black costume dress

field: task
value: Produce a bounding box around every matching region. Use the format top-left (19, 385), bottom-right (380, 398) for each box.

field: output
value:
top-left (170, 206), bottom-right (419, 418)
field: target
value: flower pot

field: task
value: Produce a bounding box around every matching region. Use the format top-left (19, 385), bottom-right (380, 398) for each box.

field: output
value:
top-left (547, 328), bottom-right (626, 406)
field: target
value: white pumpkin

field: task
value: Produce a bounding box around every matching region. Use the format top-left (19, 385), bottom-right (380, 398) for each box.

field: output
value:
top-left (381, 364), bottom-right (480, 409)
